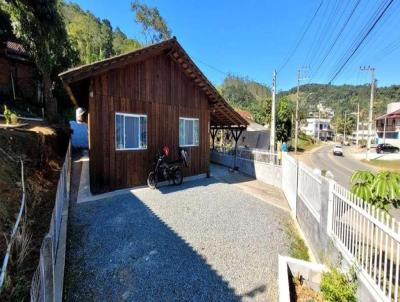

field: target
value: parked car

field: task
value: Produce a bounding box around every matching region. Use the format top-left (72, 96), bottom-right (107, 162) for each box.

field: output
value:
top-left (333, 145), bottom-right (343, 156)
top-left (342, 140), bottom-right (351, 146)
top-left (376, 143), bottom-right (400, 154)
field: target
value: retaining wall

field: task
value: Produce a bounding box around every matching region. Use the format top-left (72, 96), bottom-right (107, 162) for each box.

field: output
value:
top-left (210, 150), bottom-right (282, 189)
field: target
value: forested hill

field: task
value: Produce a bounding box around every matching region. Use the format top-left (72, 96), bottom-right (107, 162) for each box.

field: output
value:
top-left (218, 75), bottom-right (272, 124)
top-left (218, 75), bottom-right (400, 123)
top-left (280, 83), bottom-right (400, 117)
top-left (61, 3), bottom-right (142, 65)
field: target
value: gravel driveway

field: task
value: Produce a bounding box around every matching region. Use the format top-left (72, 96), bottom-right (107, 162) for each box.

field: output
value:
top-left (64, 174), bottom-right (292, 301)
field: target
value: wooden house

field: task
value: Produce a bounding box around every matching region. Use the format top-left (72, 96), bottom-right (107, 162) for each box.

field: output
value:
top-left (0, 41), bottom-right (36, 101)
top-left (60, 37), bottom-right (247, 194)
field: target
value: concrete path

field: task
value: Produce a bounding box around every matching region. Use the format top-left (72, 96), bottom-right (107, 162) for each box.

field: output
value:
top-left (64, 166), bottom-right (293, 301)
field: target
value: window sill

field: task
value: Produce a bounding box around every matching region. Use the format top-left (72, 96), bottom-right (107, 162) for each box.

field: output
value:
top-left (116, 148), bottom-right (147, 151)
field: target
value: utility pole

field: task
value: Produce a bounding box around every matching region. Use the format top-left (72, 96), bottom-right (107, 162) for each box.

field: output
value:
top-left (343, 112), bottom-right (347, 142)
top-left (295, 70), bottom-right (300, 153)
top-left (317, 109), bottom-right (321, 141)
top-left (356, 103), bottom-right (360, 147)
top-left (360, 66), bottom-right (375, 161)
top-left (294, 68), bottom-right (308, 153)
top-left (270, 70), bottom-right (277, 152)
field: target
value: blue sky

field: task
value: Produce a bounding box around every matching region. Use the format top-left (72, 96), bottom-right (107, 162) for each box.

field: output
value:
top-left (72, 0), bottom-right (400, 91)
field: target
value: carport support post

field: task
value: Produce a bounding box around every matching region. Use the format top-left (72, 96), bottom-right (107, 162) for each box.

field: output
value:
top-left (210, 128), bottom-right (218, 150)
top-left (231, 128), bottom-right (243, 170)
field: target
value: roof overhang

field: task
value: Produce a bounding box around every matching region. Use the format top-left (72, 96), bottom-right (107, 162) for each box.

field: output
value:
top-left (59, 37), bottom-right (248, 129)
top-left (376, 109), bottom-right (400, 120)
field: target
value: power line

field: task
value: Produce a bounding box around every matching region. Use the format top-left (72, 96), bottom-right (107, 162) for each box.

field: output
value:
top-left (277, 1), bottom-right (324, 73)
top-left (328, 0), bottom-right (394, 83)
top-left (312, 0), bottom-right (361, 78)
top-left (307, 0), bottom-right (344, 70)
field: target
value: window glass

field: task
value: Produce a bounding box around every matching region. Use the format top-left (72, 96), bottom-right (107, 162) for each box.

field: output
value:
top-left (115, 113), bottom-right (147, 150)
top-left (140, 116), bottom-right (147, 148)
top-left (116, 114), bottom-right (125, 149)
top-left (125, 116), bottom-right (139, 148)
top-left (179, 119), bottom-right (184, 146)
top-left (179, 118), bottom-right (199, 146)
top-left (193, 119), bottom-right (199, 145)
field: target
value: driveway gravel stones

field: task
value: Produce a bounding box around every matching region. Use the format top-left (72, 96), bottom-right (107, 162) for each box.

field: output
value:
top-left (64, 172), bottom-right (293, 301)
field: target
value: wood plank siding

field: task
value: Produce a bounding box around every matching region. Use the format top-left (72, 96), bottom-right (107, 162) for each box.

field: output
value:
top-left (88, 53), bottom-right (210, 193)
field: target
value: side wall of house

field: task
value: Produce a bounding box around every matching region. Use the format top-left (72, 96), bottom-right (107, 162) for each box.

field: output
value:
top-left (88, 53), bottom-right (210, 193)
top-left (0, 57), bottom-right (35, 100)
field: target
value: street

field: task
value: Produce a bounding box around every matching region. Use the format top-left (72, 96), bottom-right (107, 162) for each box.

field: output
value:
top-left (307, 144), bottom-right (376, 189)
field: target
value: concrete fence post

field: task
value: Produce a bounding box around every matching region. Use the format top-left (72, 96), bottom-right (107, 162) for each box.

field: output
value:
top-left (42, 234), bottom-right (54, 302)
top-left (326, 179), bottom-right (335, 236)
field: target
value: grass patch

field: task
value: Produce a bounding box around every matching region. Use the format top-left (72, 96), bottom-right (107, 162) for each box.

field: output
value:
top-left (361, 159), bottom-right (400, 171)
top-left (290, 133), bottom-right (320, 153)
top-left (283, 221), bottom-right (310, 261)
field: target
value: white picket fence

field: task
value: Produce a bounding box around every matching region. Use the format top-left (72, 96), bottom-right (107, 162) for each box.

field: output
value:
top-left (328, 182), bottom-right (400, 301)
top-left (298, 162), bottom-right (322, 222)
top-left (279, 152), bottom-right (400, 301)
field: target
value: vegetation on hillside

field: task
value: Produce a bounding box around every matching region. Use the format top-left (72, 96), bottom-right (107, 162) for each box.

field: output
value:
top-left (281, 83), bottom-right (400, 117)
top-left (61, 3), bottom-right (143, 65)
top-left (218, 75), bottom-right (271, 124)
top-left (1, 0), bottom-right (171, 121)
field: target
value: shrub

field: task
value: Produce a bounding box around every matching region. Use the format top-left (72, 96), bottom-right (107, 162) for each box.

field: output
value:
top-left (320, 266), bottom-right (357, 302)
top-left (351, 170), bottom-right (400, 212)
top-left (3, 105), bottom-right (18, 125)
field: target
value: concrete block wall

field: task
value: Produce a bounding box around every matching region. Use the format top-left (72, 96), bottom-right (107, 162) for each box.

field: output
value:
top-left (295, 177), bottom-right (339, 263)
top-left (210, 151), bottom-right (282, 189)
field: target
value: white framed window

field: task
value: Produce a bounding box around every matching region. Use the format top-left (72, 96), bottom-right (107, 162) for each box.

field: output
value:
top-left (115, 112), bottom-right (147, 150)
top-left (179, 117), bottom-right (199, 147)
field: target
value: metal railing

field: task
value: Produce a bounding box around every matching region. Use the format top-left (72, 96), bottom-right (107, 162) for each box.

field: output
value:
top-left (329, 182), bottom-right (400, 301)
top-left (30, 142), bottom-right (71, 302)
top-left (212, 147), bottom-right (279, 165)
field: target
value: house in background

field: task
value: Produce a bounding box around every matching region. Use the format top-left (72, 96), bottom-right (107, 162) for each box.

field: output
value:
top-left (375, 102), bottom-right (400, 147)
top-left (301, 117), bottom-right (333, 141)
top-left (60, 38), bottom-right (247, 194)
top-left (237, 110), bottom-right (270, 149)
top-left (0, 41), bottom-right (36, 101)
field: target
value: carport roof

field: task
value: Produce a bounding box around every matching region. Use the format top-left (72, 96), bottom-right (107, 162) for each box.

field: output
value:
top-left (59, 37), bottom-right (248, 130)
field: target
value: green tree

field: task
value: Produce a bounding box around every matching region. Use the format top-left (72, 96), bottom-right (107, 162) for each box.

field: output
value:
top-left (131, 0), bottom-right (171, 43)
top-left (333, 114), bottom-right (355, 137)
top-left (62, 3), bottom-right (114, 64)
top-left (100, 19), bottom-right (113, 58)
top-left (112, 27), bottom-right (142, 55)
top-left (3, 0), bottom-right (75, 120)
top-left (249, 98), bottom-right (271, 125)
top-left (276, 96), bottom-right (292, 142)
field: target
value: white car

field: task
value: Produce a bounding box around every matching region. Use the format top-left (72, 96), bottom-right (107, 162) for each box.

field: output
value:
top-left (333, 145), bottom-right (343, 156)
